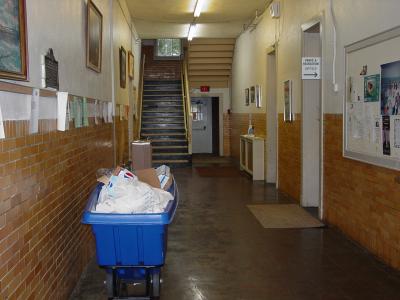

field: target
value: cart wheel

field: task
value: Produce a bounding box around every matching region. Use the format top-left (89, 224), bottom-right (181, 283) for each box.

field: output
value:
top-left (106, 271), bottom-right (114, 299)
top-left (150, 269), bottom-right (161, 298)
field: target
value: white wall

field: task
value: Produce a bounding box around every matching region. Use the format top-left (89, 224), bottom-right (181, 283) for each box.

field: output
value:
top-left (231, 0), bottom-right (400, 115)
top-left (3, 0), bottom-right (113, 102)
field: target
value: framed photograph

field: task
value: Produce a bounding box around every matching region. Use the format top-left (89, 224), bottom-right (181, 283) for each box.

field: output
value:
top-left (284, 80), bottom-right (293, 122)
top-left (245, 88), bottom-right (249, 106)
top-left (86, 0), bottom-right (103, 73)
top-left (119, 46), bottom-right (126, 88)
top-left (250, 86), bottom-right (255, 103)
top-left (128, 50), bottom-right (134, 79)
top-left (0, 0), bottom-right (28, 80)
top-left (364, 74), bottom-right (380, 102)
top-left (255, 85), bottom-right (262, 108)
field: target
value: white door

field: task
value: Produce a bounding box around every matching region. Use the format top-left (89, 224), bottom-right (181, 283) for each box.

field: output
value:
top-left (191, 98), bottom-right (213, 153)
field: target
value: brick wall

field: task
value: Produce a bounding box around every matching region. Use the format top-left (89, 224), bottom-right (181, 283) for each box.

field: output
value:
top-left (142, 46), bottom-right (181, 81)
top-left (223, 113), bottom-right (231, 156)
top-left (0, 115), bottom-right (113, 299)
top-left (278, 113), bottom-right (301, 202)
top-left (324, 114), bottom-right (400, 270)
top-left (230, 113), bottom-right (266, 162)
top-left (115, 118), bottom-right (129, 164)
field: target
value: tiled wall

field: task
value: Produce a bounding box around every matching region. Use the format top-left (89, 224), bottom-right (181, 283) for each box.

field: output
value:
top-left (278, 114), bottom-right (301, 202)
top-left (230, 113), bottom-right (266, 162)
top-left (0, 117), bottom-right (113, 299)
top-left (324, 114), bottom-right (400, 270)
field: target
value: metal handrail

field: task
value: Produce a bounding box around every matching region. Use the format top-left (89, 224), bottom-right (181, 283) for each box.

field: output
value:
top-left (180, 62), bottom-right (188, 139)
top-left (137, 54), bottom-right (146, 139)
top-left (182, 56), bottom-right (192, 154)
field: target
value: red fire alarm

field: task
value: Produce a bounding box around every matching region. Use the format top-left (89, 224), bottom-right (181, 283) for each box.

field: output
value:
top-left (200, 86), bottom-right (210, 92)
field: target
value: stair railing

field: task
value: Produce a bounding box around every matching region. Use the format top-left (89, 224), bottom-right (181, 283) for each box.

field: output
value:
top-left (136, 54), bottom-right (146, 139)
top-left (181, 56), bottom-right (192, 154)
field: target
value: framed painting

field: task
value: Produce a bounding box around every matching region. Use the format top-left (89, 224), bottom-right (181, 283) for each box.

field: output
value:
top-left (86, 0), bottom-right (103, 73)
top-left (284, 80), bottom-right (293, 122)
top-left (128, 50), bottom-right (134, 79)
top-left (0, 0), bottom-right (28, 81)
top-left (250, 86), bottom-right (255, 103)
top-left (120, 47), bottom-right (126, 88)
top-left (245, 88), bottom-right (249, 106)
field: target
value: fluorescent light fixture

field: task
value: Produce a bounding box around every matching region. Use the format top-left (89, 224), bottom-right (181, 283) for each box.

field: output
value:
top-left (188, 24), bottom-right (197, 41)
top-left (194, 0), bottom-right (204, 17)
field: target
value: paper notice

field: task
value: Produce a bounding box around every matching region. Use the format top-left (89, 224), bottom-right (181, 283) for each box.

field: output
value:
top-left (348, 102), bottom-right (364, 139)
top-left (82, 98), bottom-right (89, 127)
top-left (373, 117), bottom-right (381, 144)
top-left (107, 102), bottom-right (113, 123)
top-left (0, 105), bottom-right (5, 139)
top-left (29, 89), bottom-right (40, 134)
top-left (102, 102), bottom-right (108, 122)
top-left (394, 117), bottom-right (400, 148)
top-left (119, 105), bottom-right (124, 121)
top-left (74, 97), bottom-right (82, 128)
top-left (94, 100), bottom-right (99, 125)
top-left (57, 92), bottom-right (68, 131)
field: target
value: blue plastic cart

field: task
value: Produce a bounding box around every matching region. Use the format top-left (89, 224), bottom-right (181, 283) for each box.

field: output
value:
top-left (82, 179), bottom-right (178, 299)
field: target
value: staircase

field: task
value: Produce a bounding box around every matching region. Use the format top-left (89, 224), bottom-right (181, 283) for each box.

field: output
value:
top-left (140, 79), bottom-right (192, 168)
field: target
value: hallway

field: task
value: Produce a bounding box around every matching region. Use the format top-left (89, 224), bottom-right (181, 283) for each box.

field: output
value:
top-left (71, 164), bottom-right (400, 300)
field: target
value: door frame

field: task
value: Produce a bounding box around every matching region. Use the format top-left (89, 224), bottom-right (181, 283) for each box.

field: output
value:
top-left (300, 15), bottom-right (325, 219)
top-left (266, 45), bottom-right (278, 187)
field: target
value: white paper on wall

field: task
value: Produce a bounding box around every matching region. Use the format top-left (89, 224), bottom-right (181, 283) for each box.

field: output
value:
top-left (394, 117), bottom-right (400, 148)
top-left (29, 89), bottom-right (40, 134)
top-left (107, 102), bottom-right (113, 123)
top-left (94, 100), bottom-right (99, 125)
top-left (57, 92), bottom-right (68, 131)
top-left (102, 102), bottom-right (108, 122)
top-left (0, 105), bottom-right (5, 139)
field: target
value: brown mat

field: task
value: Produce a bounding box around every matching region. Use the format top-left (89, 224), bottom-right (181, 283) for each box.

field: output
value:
top-left (196, 166), bottom-right (241, 177)
top-left (247, 204), bottom-right (324, 229)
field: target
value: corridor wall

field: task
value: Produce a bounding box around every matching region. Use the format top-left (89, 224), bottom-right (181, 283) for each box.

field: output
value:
top-left (232, 0), bottom-right (400, 270)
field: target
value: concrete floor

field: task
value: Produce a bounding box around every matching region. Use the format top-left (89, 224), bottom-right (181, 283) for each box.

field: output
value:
top-left (71, 163), bottom-right (400, 300)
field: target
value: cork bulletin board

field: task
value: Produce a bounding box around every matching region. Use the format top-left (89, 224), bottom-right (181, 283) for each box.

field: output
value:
top-left (344, 26), bottom-right (400, 170)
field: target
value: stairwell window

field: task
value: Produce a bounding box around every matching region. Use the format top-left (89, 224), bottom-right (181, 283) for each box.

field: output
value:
top-left (156, 39), bottom-right (182, 59)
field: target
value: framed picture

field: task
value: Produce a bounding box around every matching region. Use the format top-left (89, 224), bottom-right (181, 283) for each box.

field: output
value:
top-left (86, 0), bottom-right (103, 73)
top-left (128, 51), bottom-right (134, 79)
top-left (255, 85), bottom-right (262, 108)
top-left (284, 80), bottom-right (293, 122)
top-left (250, 86), bottom-right (255, 103)
top-left (245, 88), bottom-right (250, 106)
top-left (0, 0), bottom-right (28, 80)
top-left (119, 47), bottom-right (126, 88)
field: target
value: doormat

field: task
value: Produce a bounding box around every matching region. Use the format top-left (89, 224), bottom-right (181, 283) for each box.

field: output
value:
top-left (247, 204), bottom-right (324, 229)
top-left (196, 166), bottom-right (242, 177)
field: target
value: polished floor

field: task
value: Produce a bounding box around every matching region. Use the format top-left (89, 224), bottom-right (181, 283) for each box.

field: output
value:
top-left (71, 162), bottom-right (400, 300)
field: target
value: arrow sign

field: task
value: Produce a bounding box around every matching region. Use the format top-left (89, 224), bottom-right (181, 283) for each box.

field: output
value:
top-left (302, 57), bottom-right (321, 80)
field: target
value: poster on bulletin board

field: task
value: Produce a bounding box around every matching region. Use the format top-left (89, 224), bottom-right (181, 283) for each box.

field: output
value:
top-left (344, 26), bottom-right (400, 170)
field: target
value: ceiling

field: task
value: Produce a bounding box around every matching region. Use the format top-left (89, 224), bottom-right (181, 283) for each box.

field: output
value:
top-left (126, 0), bottom-right (272, 39)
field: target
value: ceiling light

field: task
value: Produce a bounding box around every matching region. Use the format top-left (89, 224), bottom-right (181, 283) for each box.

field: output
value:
top-left (194, 0), bottom-right (204, 17)
top-left (188, 24), bottom-right (197, 41)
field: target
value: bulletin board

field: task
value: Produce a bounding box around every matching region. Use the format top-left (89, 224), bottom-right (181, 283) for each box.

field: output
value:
top-left (344, 26), bottom-right (400, 170)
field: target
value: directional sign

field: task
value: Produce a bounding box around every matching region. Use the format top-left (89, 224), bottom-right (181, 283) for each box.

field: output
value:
top-left (302, 57), bottom-right (321, 80)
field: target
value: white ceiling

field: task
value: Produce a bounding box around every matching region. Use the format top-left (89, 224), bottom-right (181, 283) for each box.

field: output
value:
top-left (126, 0), bottom-right (271, 39)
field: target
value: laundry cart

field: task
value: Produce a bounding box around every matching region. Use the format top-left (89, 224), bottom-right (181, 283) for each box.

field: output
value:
top-left (82, 179), bottom-right (178, 299)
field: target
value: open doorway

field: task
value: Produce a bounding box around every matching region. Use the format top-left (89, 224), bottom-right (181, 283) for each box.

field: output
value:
top-left (301, 20), bottom-right (322, 214)
top-left (266, 47), bottom-right (278, 186)
top-left (191, 97), bottom-right (220, 155)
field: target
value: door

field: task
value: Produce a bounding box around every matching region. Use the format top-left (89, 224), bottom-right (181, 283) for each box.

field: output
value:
top-left (301, 22), bottom-right (321, 208)
top-left (191, 98), bottom-right (213, 153)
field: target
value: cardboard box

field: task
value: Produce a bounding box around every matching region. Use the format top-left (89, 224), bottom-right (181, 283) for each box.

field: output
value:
top-left (135, 168), bottom-right (173, 191)
top-left (131, 141), bottom-right (152, 170)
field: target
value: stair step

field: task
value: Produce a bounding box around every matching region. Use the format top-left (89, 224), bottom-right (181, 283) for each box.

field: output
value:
top-left (143, 104), bottom-right (183, 108)
top-left (151, 140), bottom-right (188, 147)
top-left (144, 80), bottom-right (181, 85)
top-left (141, 124), bottom-right (185, 129)
top-left (143, 91), bottom-right (182, 96)
top-left (143, 95), bottom-right (182, 100)
top-left (142, 112), bottom-right (184, 118)
top-left (141, 133), bottom-right (186, 140)
top-left (143, 100), bottom-right (183, 105)
top-left (141, 117), bottom-right (184, 123)
top-left (141, 128), bottom-right (185, 134)
top-left (144, 85), bottom-right (181, 91)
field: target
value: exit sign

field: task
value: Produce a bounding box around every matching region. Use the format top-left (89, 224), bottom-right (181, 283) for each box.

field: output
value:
top-left (200, 86), bottom-right (210, 92)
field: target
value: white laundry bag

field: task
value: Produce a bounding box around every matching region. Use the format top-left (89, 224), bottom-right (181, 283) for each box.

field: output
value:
top-left (95, 174), bottom-right (173, 214)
